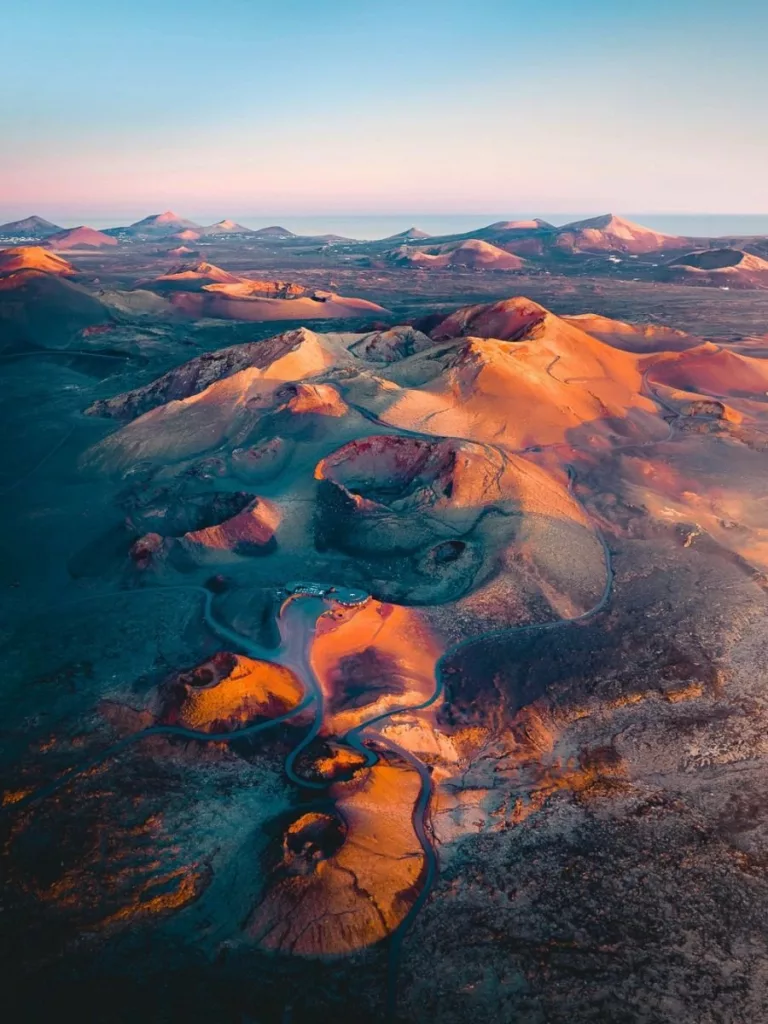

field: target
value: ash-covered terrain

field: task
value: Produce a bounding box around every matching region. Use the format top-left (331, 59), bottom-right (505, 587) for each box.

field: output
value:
top-left (2, 218), bottom-right (768, 1024)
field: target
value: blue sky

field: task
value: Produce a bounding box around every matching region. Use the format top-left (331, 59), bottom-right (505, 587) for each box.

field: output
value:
top-left (1, 0), bottom-right (766, 218)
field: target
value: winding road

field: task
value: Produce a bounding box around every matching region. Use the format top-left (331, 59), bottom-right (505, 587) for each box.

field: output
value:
top-left (4, 586), bottom-right (328, 813)
top-left (3, 348), bottom-right (689, 1023)
top-left (327, 360), bottom-right (688, 1017)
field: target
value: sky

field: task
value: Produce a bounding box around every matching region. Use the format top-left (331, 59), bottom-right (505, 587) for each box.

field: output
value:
top-left (1, 0), bottom-right (767, 222)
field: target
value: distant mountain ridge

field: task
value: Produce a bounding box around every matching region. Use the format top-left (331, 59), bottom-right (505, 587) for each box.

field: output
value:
top-left (420, 213), bottom-right (689, 254)
top-left (553, 214), bottom-right (688, 254)
top-left (105, 211), bottom-right (203, 238)
top-left (201, 220), bottom-right (255, 236)
top-left (0, 210), bottom-right (721, 252)
top-left (0, 215), bottom-right (62, 239)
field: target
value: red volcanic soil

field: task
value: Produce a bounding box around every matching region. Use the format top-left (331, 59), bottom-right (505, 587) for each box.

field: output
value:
top-left (459, 220), bottom-right (556, 256)
top-left (649, 342), bottom-right (768, 401)
top-left (147, 261), bottom-right (245, 290)
top-left (247, 756), bottom-right (425, 955)
top-left (314, 433), bottom-right (592, 532)
top-left (142, 260), bottom-right (386, 319)
top-left (368, 296), bottom-right (663, 448)
top-left (199, 279), bottom-right (307, 298)
top-left (309, 599), bottom-right (440, 736)
top-left (12, 262), bottom-right (768, 1022)
top-left (554, 213), bottom-right (688, 254)
top-left (121, 211), bottom-right (202, 236)
top-left (431, 295), bottom-right (549, 340)
top-left (85, 297), bottom-right (664, 460)
top-left (311, 432), bottom-right (606, 618)
top-left (659, 249), bottom-right (768, 289)
top-left (484, 219), bottom-right (553, 232)
top-left (0, 246), bottom-right (76, 276)
top-left (178, 496), bottom-right (281, 557)
top-left (44, 226), bottom-right (118, 249)
top-left (170, 286), bottom-right (388, 322)
top-left (158, 651), bottom-right (303, 732)
top-left (562, 313), bottom-right (701, 353)
top-left (391, 239), bottom-right (526, 270)
top-left (85, 326), bottom-right (341, 420)
top-left (475, 219), bottom-right (555, 242)
top-left (201, 220), bottom-right (254, 236)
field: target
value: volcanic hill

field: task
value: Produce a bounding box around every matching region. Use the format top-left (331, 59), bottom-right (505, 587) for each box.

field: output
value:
top-left (201, 219), bottom-right (255, 236)
top-left (44, 226), bottom-right (118, 249)
top-left (111, 211), bottom-right (203, 238)
top-left (660, 248), bottom-right (768, 289)
top-left (554, 213), bottom-right (688, 253)
top-left (390, 238), bottom-right (526, 270)
top-left (0, 215), bottom-right (62, 238)
top-left (141, 260), bottom-right (388, 321)
top-left (0, 246), bottom-right (76, 276)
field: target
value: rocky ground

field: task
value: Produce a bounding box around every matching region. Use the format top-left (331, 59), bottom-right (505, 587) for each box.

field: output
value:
top-left (2, 269), bottom-right (768, 1023)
